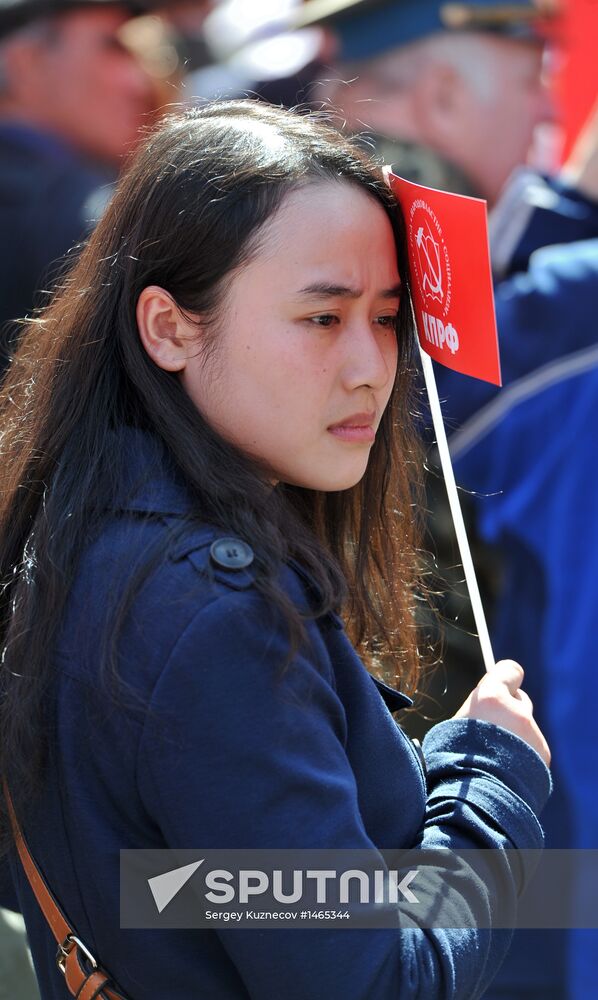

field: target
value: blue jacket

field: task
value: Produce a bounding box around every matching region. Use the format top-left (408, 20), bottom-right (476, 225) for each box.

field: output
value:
top-left (450, 350), bottom-right (598, 1000)
top-left (434, 238), bottom-right (598, 432)
top-left (1, 426), bottom-right (551, 999)
top-left (495, 176), bottom-right (598, 278)
top-left (0, 123), bottom-right (114, 375)
top-left (430, 240), bottom-right (598, 999)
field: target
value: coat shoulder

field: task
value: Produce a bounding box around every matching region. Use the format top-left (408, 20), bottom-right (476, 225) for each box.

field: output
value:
top-left (55, 509), bottom-right (328, 694)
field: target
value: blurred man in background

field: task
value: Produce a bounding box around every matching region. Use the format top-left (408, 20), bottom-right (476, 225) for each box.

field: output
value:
top-left (308, 0), bottom-right (555, 204)
top-left (445, 105), bottom-right (598, 1000)
top-left (0, 0), bottom-right (155, 371)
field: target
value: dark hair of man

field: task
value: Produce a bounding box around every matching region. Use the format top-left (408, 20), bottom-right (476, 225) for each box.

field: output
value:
top-left (0, 99), bottom-right (426, 846)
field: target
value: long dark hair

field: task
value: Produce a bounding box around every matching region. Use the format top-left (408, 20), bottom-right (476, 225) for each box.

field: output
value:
top-left (0, 100), bottom-right (425, 854)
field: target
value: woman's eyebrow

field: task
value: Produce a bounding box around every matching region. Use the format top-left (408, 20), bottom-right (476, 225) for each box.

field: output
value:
top-left (295, 281), bottom-right (402, 299)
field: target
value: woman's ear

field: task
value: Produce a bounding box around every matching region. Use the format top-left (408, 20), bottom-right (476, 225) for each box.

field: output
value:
top-left (136, 286), bottom-right (196, 372)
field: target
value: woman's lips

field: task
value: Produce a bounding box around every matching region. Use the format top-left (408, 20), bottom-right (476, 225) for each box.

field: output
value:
top-left (328, 424), bottom-right (375, 443)
top-left (327, 411), bottom-right (376, 443)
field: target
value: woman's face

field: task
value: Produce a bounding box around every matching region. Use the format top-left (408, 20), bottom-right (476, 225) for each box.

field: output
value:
top-left (184, 180), bottom-right (402, 491)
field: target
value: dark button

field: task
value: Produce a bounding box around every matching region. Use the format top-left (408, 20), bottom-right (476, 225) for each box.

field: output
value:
top-left (209, 537), bottom-right (254, 571)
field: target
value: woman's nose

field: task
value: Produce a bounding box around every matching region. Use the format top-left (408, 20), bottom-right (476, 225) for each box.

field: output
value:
top-left (341, 321), bottom-right (397, 391)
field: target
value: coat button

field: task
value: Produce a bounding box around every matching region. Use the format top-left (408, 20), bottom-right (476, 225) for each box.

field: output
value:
top-left (209, 537), bottom-right (254, 570)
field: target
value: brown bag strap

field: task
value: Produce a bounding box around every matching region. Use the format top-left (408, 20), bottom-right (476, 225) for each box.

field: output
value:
top-left (2, 778), bottom-right (129, 1000)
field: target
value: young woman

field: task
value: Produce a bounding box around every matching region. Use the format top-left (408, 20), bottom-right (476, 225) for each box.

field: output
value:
top-left (0, 101), bottom-right (550, 999)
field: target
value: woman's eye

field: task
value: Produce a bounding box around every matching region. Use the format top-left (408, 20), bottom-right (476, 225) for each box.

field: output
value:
top-left (305, 313), bottom-right (399, 329)
top-left (309, 314), bottom-right (338, 327)
top-left (375, 314), bottom-right (400, 330)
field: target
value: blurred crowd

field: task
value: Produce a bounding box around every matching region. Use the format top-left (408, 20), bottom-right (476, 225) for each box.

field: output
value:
top-left (0, 1), bottom-right (596, 998)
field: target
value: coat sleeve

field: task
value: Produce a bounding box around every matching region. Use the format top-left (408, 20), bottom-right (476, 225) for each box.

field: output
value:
top-left (136, 584), bottom-right (550, 1000)
top-left (490, 169), bottom-right (598, 278)
top-left (434, 237), bottom-right (598, 433)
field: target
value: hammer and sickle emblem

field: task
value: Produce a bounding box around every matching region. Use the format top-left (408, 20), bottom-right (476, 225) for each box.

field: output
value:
top-left (415, 220), bottom-right (444, 302)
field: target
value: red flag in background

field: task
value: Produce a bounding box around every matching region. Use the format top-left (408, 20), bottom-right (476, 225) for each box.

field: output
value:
top-left (553, 0), bottom-right (598, 162)
top-left (389, 171), bottom-right (502, 386)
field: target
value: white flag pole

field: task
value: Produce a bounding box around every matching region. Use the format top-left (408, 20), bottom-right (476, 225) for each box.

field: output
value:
top-left (419, 344), bottom-right (496, 673)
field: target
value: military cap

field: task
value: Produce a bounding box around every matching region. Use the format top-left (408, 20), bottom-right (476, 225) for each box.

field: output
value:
top-left (0, 0), bottom-right (153, 39)
top-left (293, 0), bottom-right (556, 61)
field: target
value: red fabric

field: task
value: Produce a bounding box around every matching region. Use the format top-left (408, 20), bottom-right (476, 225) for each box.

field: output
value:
top-left (389, 173), bottom-right (501, 386)
top-left (552, 0), bottom-right (598, 160)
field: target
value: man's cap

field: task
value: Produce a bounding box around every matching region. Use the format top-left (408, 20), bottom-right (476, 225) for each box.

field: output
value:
top-left (0, 0), bottom-right (153, 39)
top-left (293, 0), bottom-right (557, 61)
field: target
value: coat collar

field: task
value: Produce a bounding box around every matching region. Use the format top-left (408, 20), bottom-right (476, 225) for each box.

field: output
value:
top-left (109, 426), bottom-right (413, 710)
top-left (109, 425), bottom-right (196, 515)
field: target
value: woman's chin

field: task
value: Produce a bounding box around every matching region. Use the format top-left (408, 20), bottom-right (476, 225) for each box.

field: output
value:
top-left (280, 463), bottom-right (369, 493)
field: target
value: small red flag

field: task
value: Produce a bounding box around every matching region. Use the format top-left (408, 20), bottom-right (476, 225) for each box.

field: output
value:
top-left (389, 171), bottom-right (502, 386)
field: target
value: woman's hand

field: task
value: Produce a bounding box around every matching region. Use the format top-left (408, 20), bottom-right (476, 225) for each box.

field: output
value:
top-left (453, 660), bottom-right (551, 767)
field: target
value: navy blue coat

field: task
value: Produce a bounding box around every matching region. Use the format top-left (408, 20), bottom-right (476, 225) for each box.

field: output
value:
top-left (434, 237), bottom-right (598, 431)
top-left (1, 426), bottom-right (551, 999)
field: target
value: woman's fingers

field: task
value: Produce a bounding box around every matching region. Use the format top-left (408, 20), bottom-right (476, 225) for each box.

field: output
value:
top-left (530, 718), bottom-right (551, 767)
top-left (453, 659), bottom-right (551, 766)
top-left (489, 659), bottom-right (524, 695)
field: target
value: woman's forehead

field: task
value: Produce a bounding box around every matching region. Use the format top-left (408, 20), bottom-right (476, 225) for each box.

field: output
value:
top-left (250, 181), bottom-right (400, 272)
